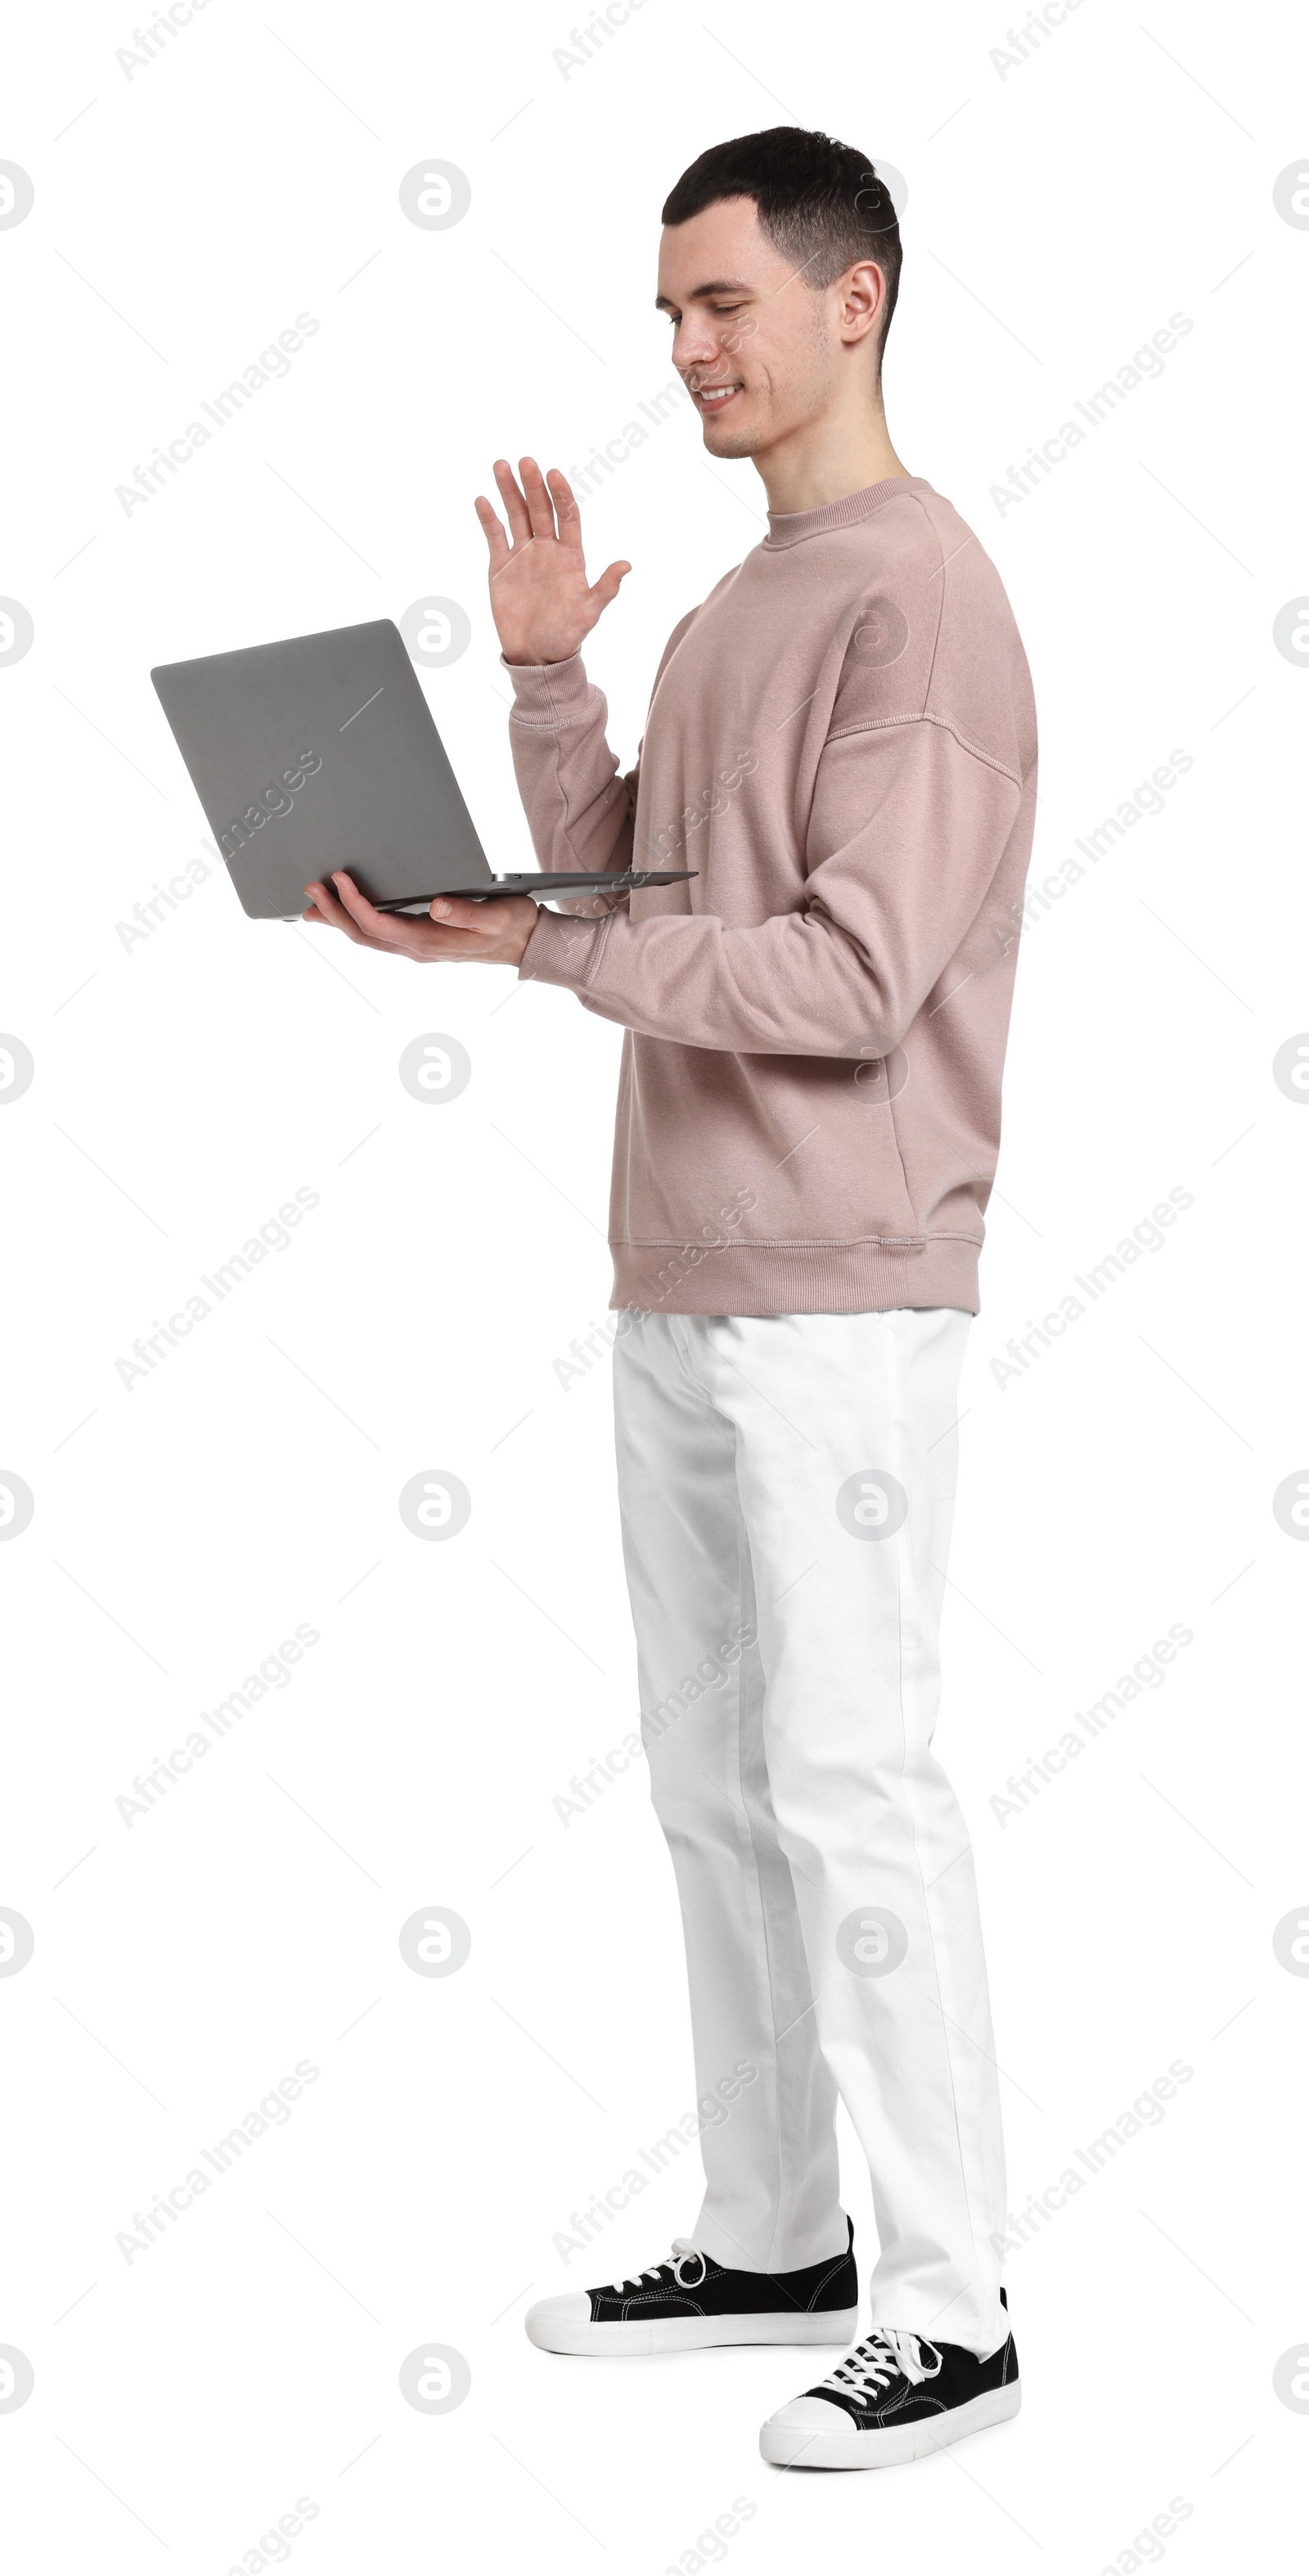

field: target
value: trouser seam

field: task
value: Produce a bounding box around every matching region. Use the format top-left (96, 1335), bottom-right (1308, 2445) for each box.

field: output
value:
top-left (887, 1315), bottom-right (992, 2338)
top-left (731, 1497), bottom-right (794, 2277)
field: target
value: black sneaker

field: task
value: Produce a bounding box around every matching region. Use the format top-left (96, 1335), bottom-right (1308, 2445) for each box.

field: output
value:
top-left (525, 2220), bottom-right (858, 2356)
top-left (760, 2292), bottom-right (1019, 2468)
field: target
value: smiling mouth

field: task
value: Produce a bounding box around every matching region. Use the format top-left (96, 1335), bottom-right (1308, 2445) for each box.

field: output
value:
top-left (694, 381), bottom-right (743, 412)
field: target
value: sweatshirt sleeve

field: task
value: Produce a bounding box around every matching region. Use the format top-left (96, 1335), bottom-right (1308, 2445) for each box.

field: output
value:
top-left (505, 651), bottom-right (638, 896)
top-left (518, 715), bottom-right (1025, 1058)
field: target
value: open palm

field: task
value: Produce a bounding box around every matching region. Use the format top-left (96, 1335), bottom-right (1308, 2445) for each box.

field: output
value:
top-left (474, 456), bottom-right (630, 667)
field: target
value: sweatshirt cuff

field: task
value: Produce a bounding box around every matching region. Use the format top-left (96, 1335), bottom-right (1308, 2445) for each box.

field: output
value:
top-left (502, 650), bottom-right (595, 729)
top-left (518, 901), bottom-right (607, 991)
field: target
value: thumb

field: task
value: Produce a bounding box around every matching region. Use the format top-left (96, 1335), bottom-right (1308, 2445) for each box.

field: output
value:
top-left (589, 559), bottom-right (632, 613)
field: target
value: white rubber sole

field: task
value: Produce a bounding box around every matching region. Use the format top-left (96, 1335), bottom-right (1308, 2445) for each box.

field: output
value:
top-left (526, 2305), bottom-right (860, 2358)
top-left (760, 2378), bottom-right (1021, 2470)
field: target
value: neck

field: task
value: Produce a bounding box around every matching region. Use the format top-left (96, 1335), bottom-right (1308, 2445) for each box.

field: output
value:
top-left (751, 404), bottom-right (910, 515)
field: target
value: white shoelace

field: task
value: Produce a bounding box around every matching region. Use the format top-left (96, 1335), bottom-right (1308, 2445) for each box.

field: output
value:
top-left (822, 2327), bottom-right (942, 2401)
top-left (604, 2237), bottom-right (707, 2294)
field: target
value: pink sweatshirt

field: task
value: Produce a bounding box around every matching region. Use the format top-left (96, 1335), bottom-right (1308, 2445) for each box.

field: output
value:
top-left (510, 474), bottom-right (1037, 1316)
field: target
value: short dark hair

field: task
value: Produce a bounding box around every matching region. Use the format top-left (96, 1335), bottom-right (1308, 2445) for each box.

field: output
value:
top-left (662, 127), bottom-right (902, 375)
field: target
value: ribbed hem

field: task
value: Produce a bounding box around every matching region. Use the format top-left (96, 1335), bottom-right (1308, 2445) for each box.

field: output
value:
top-left (502, 650), bottom-right (595, 727)
top-left (762, 474), bottom-right (930, 549)
top-left (611, 1234), bottom-right (981, 1318)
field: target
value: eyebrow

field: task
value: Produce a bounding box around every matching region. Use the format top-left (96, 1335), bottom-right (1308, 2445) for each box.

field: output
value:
top-left (654, 276), bottom-right (756, 312)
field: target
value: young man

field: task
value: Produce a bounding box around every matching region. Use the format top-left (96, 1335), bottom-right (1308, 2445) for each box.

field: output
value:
top-left (306, 126), bottom-right (1035, 2472)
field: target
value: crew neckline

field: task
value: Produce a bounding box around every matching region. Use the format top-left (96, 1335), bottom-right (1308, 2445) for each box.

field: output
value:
top-left (762, 474), bottom-right (930, 548)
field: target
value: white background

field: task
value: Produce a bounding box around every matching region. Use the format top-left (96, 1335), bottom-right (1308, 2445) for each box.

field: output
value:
top-left (2, 0), bottom-right (1306, 2567)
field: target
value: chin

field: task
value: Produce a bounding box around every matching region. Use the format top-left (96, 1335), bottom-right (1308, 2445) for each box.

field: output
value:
top-left (700, 418), bottom-right (761, 461)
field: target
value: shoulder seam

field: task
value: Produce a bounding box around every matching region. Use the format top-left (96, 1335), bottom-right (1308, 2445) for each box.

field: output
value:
top-left (824, 707), bottom-right (1023, 788)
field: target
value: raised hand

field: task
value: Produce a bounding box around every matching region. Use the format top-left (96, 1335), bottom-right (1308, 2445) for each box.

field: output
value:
top-left (474, 456), bottom-right (630, 668)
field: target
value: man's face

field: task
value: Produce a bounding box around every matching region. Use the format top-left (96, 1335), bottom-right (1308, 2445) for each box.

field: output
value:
top-left (655, 196), bottom-right (843, 460)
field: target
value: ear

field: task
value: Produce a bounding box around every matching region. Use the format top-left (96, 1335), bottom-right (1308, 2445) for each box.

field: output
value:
top-left (836, 258), bottom-right (887, 348)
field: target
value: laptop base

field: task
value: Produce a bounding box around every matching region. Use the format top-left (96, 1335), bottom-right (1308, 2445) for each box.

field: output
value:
top-left (371, 869), bottom-right (695, 914)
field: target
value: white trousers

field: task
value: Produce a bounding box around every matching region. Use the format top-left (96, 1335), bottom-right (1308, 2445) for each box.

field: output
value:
top-left (612, 1307), bottom-right (1006, 2357)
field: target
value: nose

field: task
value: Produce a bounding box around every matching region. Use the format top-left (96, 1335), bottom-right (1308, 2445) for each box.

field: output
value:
top-left (672, 313), bottom-right (722, 376)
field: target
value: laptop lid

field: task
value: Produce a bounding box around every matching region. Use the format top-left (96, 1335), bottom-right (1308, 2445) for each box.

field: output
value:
top-left (151, 619), bottom-right (493, 918)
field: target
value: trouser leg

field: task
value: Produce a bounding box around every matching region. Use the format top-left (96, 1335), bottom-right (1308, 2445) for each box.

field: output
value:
top-left (662, 1307), bottom-right (1007, 2356)
top-left (612, 1311), bottom-right (846, 2274)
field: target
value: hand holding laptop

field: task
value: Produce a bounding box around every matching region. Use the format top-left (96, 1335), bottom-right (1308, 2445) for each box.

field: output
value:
top-left (302, 870), bottom-right (539, 967)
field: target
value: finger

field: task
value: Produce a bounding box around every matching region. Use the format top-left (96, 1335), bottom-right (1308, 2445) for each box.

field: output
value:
top-left (473, 494), bottom-right (511, 575)
top-left (588, 560), bottom-right (632, 614)
top-left (492, 457), bottom-right (533, 547)
top-left (317, 872), bottom-right (484, 955)
top-left (316, 871), bottom-right (417, 954)
top-left (330, 868), bottom-right (387, 926)
top-left (306, 876), bottom-right (490, 964)
top-left (330, 874), bottom-right (489, 965)
top-left (547, 469), bottom-right (584, 552)
top-left (304, 876), bottom-right (358, 928)
top-left (309, 907), bottom-right (375, 946)
top-left (304, 878), bottom-right (385, 947)
top-left (519, 456), bottom-right (558, 542)
top-left (330, 870), bottom-right (433, 955)
top-left (428, 893), bottom-right (505, 936)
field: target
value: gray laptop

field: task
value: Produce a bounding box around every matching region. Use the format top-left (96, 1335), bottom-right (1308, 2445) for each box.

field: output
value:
top-left (150, 618), bottom-right (694, 919)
